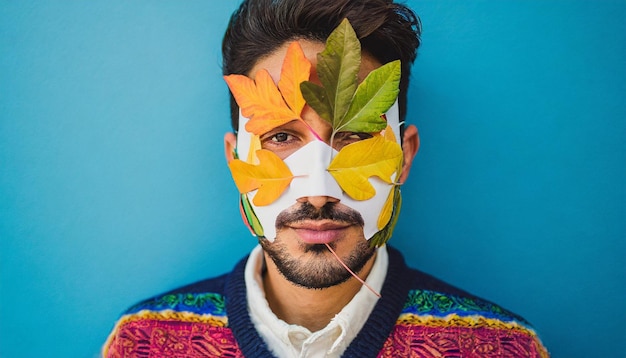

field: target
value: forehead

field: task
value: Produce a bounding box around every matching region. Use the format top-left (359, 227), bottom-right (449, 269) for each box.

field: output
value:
top-left (249, 39), bottom-right (382, 84)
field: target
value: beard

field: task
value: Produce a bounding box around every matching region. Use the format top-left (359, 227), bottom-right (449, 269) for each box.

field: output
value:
top-left (258, 202), bottom-right (375, 289)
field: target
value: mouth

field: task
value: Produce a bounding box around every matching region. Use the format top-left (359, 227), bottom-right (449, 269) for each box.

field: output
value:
top-left (287, 220), bottom-right (352, 245)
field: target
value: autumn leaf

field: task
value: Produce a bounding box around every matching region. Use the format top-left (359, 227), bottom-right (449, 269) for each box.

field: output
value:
top-left (224, 71), bottom-right (296, 135)
top-left (301, 19), bottom-right (401, 149)
top-left (224, 42), bottom-right (311, 136)
top-left (300, 81), bottom-right (332, 122)
top-left (377, 187), bottom-right (395, 230)
top-left (338, 60), bottom-right (400, 133)
top-left (370, 186), bottom-right (402, 247)
top-left (278, 42), bottom-right (311, 116)
top-left (327, 135), bottom-right (402, 200)
top-left (239, 194), bottom-right (264, 237)
top-left (301, 18), bottom-right (359, 127)
top-left (381, 125), bottom-right (403, 174)
top-left (317, 18), bottom-right (360, 123)
top-left (383, 124), bottom-right (397, 143)
top-left (228, 149), bottom-right (294, 206)
top-left (246, 135), bottom-right (262, 164)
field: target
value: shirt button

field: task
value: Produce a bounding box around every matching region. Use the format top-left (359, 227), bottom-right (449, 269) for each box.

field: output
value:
top-left (289, 331), bottom-right (307, 342)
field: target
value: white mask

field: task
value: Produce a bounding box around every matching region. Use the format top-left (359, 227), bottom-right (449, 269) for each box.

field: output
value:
top-left (224, 28), bottom-right (404, 246)
top-left (233, 101), bottom-right (402, 242)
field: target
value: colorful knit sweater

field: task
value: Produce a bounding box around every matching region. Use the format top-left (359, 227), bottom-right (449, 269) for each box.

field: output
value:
top-left (103, 247), bottom-right (549, 357)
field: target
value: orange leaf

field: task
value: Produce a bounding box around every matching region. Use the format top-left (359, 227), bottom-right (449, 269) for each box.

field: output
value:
top-left (224, 72), bottom-right (297, 135)
top-left (228, 149), bottom-right (294, 206)
top-left (224, 42), bottom-right (312, 136)
top-left (278, 42), bottom-right (311, 116)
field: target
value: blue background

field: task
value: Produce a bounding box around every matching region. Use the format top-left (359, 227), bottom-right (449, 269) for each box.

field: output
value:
top-left (1, 1), bottom-right (624, 357)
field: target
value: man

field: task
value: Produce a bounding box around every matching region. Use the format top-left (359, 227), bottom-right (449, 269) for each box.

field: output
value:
top-left (103, 0), bottom-right (549, 357)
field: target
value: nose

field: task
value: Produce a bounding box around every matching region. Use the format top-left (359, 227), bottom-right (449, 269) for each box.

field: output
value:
top-left (284, 140), bottom-right (344, 207)
top-left (297, 195), bottom-right (339, 210)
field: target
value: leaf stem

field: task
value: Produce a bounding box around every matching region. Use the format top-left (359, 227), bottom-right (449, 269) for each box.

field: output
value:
top-left (299, 119), bottom-right (323, 142)
top-left (329, 130), bottom-right (337, 162)
top-left (324, 243), bottom-right (381, 298)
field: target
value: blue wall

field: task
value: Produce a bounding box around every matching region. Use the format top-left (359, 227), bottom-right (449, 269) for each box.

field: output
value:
top-left (1, 1), bottom-right (624, 357)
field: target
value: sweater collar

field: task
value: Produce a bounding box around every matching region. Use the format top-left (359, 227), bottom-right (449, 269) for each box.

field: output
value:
top-left (244, 244), bottom-right (388, 357)
top-left (225, 246), bottom-right (412, 357)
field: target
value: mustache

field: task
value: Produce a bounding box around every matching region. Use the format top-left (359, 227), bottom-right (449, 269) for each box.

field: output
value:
top-left (275, 202), bottom-right (364, 229)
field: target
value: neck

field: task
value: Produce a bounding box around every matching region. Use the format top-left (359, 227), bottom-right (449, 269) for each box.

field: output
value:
top-left (262, 251), bottom-right (376, 332)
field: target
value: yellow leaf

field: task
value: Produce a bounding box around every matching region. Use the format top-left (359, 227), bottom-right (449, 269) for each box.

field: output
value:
top-left (246, 135), bottom-right (262, 164)
top-left (383, 124), bottom-right (397, 143)
top-left (382, 125), bottom-right (403, 175)
top-left (228, 149), bottom-right (294, 206)
top-left (370, 186), bottom-right (401, 247)
top-left (377, 188), bottom-right (394, 230)
top-left (328, 136), bottom-right (403, 200)
top-left (278, 42), bottom-right (310, 116)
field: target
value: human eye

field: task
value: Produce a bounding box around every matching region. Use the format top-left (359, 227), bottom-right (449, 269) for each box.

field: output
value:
top-left (269, 132), bottom-right (292, 143)
top-left (260, 131), bottom-right (297, 147)
top-left (259, 128), bottom-right (304, 159)
top-left (333, 132), bottom-right (373, 150)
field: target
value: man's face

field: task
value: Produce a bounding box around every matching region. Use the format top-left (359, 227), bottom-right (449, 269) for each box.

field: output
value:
top-left (224, 39), bottom-right (419, 289)
top-left (255, 40), bottom-right (380, 288)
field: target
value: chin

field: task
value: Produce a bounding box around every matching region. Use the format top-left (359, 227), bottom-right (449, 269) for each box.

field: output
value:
top-left (303, 243), bottom-right (330, 254)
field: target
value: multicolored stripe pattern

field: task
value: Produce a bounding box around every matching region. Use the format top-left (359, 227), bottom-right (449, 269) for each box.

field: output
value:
top-left (378, 290), bottom-right (549, 357)
top-left (103, 290), bottom-right (548, 357)
top-left (103, 293), bottom-right (244, 357)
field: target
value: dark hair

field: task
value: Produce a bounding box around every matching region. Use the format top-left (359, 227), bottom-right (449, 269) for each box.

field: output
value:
top-left (222, 0), bottom-right (421, 130)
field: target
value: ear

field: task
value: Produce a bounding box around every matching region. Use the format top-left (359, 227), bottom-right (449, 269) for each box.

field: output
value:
top-left (224, 132), bottom-right (237, 162)
top-left (397, 124), bottom-right (420, 184)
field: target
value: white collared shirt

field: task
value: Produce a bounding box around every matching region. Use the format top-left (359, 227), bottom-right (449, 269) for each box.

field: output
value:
top-left (244, 244), bottom-right (389, 358)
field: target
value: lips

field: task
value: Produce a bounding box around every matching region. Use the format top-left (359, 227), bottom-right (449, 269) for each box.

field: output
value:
top-left (287, 220), bottom-right (351, 244)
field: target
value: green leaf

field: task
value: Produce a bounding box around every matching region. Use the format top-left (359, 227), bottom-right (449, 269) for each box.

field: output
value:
top-left (338, 60), bottom-right (401, 133)
top-left (300, 81), bottom-right (332, 122)
top-left (240, 194), bottom-right (264, 237)
top-left (315, 18), bottom-right (360, 125)
top-left (300, 19), bottom-right (401, 151)
top-left (369, 185), bottom-right (402, 247)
